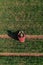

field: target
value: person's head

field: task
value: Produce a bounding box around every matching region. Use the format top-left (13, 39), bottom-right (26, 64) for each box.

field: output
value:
top-left (18, 31), bottom-right (24, 37)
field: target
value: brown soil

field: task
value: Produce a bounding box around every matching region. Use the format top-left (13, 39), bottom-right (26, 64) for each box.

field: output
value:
top-left (0, 34), bottom-right (11, 39)
top-left (0, 53), bottom-right (43, 56)
top-left (26, 35), bottom-right (43, 39)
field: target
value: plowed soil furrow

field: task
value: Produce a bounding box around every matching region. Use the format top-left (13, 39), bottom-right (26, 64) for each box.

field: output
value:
top-left (0, 53), bottom-right (43, 56)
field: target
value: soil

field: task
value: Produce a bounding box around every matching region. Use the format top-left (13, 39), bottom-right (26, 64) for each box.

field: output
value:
top-left (0, 53), bottom-right (43, 56)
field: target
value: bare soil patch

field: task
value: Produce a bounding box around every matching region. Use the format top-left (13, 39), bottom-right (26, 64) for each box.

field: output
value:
top-left (0, 53), bottom-right (43, 56)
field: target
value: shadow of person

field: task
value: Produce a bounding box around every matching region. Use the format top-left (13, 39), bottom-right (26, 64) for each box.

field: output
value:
top-left (7, 30), bottom-right (19, 40)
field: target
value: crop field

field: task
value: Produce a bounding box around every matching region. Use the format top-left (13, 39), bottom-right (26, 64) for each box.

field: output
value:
top-left (0, 0), bottom-right (43, 34)
top-left (0, 39), bottom-right (43, 53)
top-left (0, 0), bottom-right (43, 64)
top-left (0, 56), bottom-right (43, 65)
top-left (0, 0), bottom-right (43, 53)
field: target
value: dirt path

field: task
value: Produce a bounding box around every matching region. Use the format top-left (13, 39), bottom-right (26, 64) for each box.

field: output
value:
top-left (0, 53), bottom-right (43, 56)
top-left (26, 35), bottom-right (43, 39)
top-left (0, 34), bottom-right (43, 39)
top-left (0, 34), bottom-right (11, 39)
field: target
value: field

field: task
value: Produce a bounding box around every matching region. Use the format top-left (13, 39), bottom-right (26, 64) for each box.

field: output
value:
top-left (0, 39), bottom-right (43, 53)
top-left (0, 0), bottom-right (43, 65)
top-left (0, 0), bottom-right (43, 34)
top-left (0, 0), bottom-right (43, 53)
top-left (0, 56), bottom-right (43, 65)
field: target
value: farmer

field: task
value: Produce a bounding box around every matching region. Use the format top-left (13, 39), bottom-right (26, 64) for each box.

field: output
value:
top-left (18, 31), bottom-right (26, 42)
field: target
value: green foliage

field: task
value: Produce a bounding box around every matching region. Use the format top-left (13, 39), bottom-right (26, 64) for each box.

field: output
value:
top-left (0, 0), bottom-right (43, 34)
top-left (0, 56), bottom-right (43, 65)
top-left (0, 39), bottom-right (43, 53)
top-left (0, 0), bottom-right (43, 64)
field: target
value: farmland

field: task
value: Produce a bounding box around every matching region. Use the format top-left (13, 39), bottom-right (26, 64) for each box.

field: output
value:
top-left (0, 0), bottom-right (43, 35)
top-left (0, 39), bottom-right (43, 53)
top-left (0, 0), bottom-right (43, 53)
top-left (0, 0), bottom-right (43, 65)
top-left (0, 56), bottom-right (43, 65)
